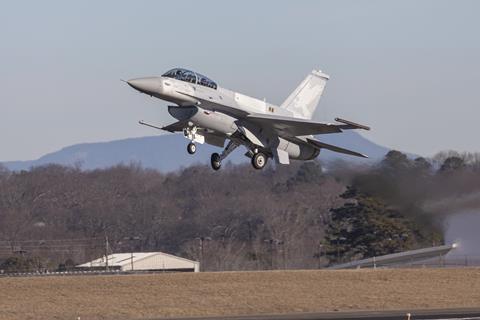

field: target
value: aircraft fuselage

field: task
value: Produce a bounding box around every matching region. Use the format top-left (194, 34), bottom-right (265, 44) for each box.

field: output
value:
top-left (127, 70), bottom-right (319, 164)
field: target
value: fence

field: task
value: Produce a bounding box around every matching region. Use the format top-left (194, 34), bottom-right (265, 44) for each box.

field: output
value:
top-left (343, 254), bottom-right (480, 269)
top-left (1, 238), bottom-right (480, 275)
top-left (401, 254), bottom-right (480, 268)
top-left (0, 238), bottom-right (105, 274)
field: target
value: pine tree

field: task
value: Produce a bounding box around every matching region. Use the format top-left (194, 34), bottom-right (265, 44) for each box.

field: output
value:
top-left (323, 187), bottom-right (443, 265)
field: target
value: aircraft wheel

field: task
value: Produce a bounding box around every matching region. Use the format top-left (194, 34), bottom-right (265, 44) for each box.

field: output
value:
top-left (211, 153), bottom-right (221, 171)
top-left (187, 142), bottom-right (196, 155)
top-left (252, 152), bottom-right (267, 170)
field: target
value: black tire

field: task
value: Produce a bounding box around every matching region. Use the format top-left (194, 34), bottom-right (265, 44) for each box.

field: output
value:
top-left (252, 152), bottom-right (267, 170)
top-left (187, 142), bottom-right (196, 155)
top-left (210, 153), bottom-right (221, 171)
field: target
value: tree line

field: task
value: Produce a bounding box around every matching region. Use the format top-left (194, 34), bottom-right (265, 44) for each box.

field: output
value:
top-left (1, 150), bottom-right (479, 272)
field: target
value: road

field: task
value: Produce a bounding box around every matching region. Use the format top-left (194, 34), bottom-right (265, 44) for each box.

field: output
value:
top-left (157, 308), bottom-right (480, 320)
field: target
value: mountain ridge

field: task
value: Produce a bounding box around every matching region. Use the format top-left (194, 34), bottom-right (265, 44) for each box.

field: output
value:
top-left (2, 131), bottom-right (395, 172)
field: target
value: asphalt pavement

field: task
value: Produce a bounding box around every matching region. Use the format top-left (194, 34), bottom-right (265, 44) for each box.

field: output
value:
top-left (155, 308), bottom-right (480, 320)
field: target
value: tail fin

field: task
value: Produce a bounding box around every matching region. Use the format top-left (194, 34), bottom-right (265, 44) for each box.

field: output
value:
top-left (280, 70), bottom-right (329, 119)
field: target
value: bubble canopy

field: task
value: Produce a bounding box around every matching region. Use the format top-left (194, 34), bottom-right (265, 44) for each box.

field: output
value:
top-left (162, 68), bottom-right (218, 90)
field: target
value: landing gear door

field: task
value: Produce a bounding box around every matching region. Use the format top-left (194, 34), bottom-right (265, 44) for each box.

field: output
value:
top-left (204, 132), bottom-right (226, 148)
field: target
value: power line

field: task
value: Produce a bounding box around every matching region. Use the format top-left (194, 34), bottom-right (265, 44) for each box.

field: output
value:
top-left (0, 245), bottom-right (100, 249)
top-left (0, 237), bottom-right (103, 244)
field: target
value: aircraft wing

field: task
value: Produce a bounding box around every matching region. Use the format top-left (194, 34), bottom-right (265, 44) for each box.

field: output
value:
top-left (139, 120), bottom-right (186, 133)
top-left (245, 114), bottom-right (341, 136)
top-left (245, 114), bottom-right (370, 137)
top-left (307, 138), bottom-right (368, 158)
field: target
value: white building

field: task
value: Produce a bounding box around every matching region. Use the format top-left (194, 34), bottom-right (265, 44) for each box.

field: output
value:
top-left (77, 252), bottom-right (200, 272)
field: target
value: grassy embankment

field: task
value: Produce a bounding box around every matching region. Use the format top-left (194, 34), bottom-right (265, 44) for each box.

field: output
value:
top-left (1, 268), bottom-right (479, 320)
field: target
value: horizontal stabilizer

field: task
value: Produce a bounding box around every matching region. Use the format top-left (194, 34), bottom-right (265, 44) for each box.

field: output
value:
top-left (335, 118), bottom-right (371, 131)
top-left (307, 138), bottom-right (368, 158)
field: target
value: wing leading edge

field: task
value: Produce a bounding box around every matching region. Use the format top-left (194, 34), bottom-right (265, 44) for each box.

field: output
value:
top-left (246, 113), bottom-right (369, 137)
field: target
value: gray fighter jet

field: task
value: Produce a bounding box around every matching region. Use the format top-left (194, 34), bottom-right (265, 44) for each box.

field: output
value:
top-left (126, 68), bottom-right (370, 170)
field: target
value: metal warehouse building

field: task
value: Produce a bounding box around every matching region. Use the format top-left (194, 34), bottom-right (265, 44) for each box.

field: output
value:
top-left (329, 243), bottom-right (457, 269)
top-left (77, 252), bottom-right (200, 272)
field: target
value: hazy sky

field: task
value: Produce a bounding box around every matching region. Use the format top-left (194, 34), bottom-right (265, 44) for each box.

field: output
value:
top-left (1, 0), bottom-right (479, 161)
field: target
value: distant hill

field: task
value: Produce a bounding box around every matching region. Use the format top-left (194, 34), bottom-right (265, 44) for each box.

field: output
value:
top-left (2, 131), bottom-right (393, 172)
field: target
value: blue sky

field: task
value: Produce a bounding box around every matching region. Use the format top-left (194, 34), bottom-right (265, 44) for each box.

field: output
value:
top-left (1, 0), bottom-right (479, 161)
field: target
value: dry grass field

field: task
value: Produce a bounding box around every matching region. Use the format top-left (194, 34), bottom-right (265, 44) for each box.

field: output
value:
top-left (1, 268), bottom-right (480, 320)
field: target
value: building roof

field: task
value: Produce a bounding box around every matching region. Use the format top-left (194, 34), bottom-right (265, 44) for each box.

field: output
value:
top-left (77, 252), bottom-right (198, 269)
top-left (329, 243), bottom-right (457, 269)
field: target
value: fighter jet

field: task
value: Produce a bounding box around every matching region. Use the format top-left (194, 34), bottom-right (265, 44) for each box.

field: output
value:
top-left (126, 68), bottom-right (370, 171)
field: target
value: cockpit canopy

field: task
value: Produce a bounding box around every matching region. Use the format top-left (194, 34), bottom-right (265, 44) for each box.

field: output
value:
top-left (162, 68), bottom-right (218, 90)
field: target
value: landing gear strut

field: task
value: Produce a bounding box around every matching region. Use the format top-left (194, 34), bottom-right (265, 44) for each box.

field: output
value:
top-left (210, 140), bottom-right (238, 171)
top-left (187, 142), bottom-right (196, 155)
top-left (251, 152), bottom-right (267, 170)
top-left (184, 126), bottom-right (202, 155)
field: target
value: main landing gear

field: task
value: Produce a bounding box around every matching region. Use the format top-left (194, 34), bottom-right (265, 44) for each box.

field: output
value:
top-left (210, 140), bottom-right (238, 171)
top-left (251, 152), bottom-right (267, 170)
top-left (211, 153), bottom-right (221, 170)
top-left (210, 143), bottom-right (268, 171)
top-left (187, 142), bottom-right (196, 154)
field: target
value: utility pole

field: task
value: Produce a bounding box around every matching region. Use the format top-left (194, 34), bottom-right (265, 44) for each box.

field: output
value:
top-left (317, 243), bottom-right (323, 269)
top-left (264, 239), bottom-right (283, 269)
top-left (335, 237), bottom-right (347, 263)
top-left (123, 236), bottom-right (141, 272)
top-left (196, 236), bottom-right (211, 271)
top-left (336, 238), bottom-right (339, 262)
top-left (280, 240), bottom-right (286, 269)
top-left (104, 235), bottom-right (109, 272)
top-left (264, 239), bottom-right (274, 269)
top-left (131, 251), bottom-right (134, 271)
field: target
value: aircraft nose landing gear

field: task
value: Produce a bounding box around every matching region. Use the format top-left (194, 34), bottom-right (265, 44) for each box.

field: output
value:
top-left (187, 142), bottom-right (196, 155)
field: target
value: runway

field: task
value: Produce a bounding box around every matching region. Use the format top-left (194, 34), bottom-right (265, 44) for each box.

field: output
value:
top-left (159, 308), bottom-right (480, 320)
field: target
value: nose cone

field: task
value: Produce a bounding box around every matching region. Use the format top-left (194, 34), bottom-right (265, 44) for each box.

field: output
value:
top-left (127, 77), bottom-right (161, 95)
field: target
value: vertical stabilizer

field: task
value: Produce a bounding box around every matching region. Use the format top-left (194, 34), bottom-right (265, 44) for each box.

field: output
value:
top-left (280, 70), bottom-right (329, 119)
